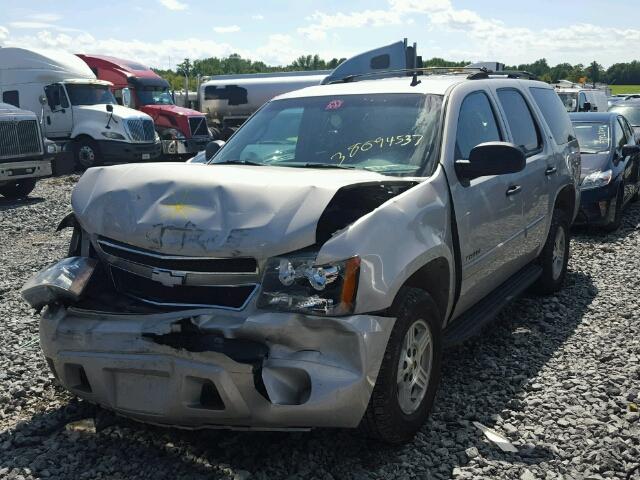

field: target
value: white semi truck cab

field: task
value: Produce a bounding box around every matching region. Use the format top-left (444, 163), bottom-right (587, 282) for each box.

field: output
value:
top-left (0, 48), bottom-right (161, 168)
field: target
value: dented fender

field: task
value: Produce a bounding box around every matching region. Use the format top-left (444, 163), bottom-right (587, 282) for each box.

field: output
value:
top-left (316, 165), bottom-right (455, 317)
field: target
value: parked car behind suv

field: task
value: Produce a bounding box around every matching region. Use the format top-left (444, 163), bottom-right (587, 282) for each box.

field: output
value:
top-left (22, 64), bottom-right (580, 443)
top-left (570, 112), bottom-right (640, 230)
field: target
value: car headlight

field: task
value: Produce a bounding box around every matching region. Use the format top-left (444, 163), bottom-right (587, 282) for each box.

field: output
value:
top-left (257, 254), bottom-right (360, 316)
top-left (581, 169), bottom-right (612, 190)
top-left (155, 131), bottom-right (161, 142)
top-left (21, 257), bottom-right (97, 311)
top-left (101, 131), bottom-right (126, 140)
top-left (162, 128), bottom-right (186, 140)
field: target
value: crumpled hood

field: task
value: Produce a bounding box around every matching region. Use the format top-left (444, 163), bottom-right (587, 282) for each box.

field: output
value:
top-left (71, 162), bottom-right (400, 258)
top-left (579, 152), bottom-right (611, 181)
top-left (141, 104), bottom-right (204, 118)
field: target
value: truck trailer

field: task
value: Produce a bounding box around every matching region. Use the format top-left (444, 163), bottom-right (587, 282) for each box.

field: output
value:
top-left (77, 55), bottom-right (214, 158)
top-left (198, 70), bottom-right (330, 138)
top-left (0, 48), bottom-right (161, 168)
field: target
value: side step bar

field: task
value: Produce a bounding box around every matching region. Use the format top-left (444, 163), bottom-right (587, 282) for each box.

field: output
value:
top-left (443, 263), bottom-right (542, 347)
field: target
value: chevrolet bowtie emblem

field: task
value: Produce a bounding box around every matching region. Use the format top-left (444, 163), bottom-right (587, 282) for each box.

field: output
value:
top-left (151, 268), bottom-right (186, 287)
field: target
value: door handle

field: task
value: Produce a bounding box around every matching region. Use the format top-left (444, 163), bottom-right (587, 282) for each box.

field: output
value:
top-left (545, 166), bottom-right (557, 176)
top-left (506, 185), bottom-right (522, 196)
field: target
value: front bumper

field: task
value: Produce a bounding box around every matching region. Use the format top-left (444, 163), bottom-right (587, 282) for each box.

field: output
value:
top-left (97, 140), bottom-right (162, 163)
top-left (0, 159), bottom-right (52, 182)
top-left (162, 137), bottom-right (212, 156)
top-left (40, 305), bottom-right (394, 430)
top-left (574, 182), bottom-right (618, 226)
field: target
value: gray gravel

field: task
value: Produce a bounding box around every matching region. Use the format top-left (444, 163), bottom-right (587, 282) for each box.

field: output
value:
top-left (1, 175), bottom-right (639, 480)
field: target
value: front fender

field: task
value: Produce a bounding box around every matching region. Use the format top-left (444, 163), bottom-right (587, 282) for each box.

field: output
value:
top-left (316, 165), bottom-right (454, 315)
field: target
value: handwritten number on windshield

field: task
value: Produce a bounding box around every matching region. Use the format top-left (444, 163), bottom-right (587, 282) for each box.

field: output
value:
top-left (332, 134), bottom-right (423, 164)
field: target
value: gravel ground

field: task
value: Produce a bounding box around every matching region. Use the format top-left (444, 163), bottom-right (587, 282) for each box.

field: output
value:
top-left (1, 175), bottom-right (639, 480)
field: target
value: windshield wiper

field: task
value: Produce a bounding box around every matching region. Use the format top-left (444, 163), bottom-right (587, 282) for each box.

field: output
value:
top-left (214, 160), bottom-right (265, 166)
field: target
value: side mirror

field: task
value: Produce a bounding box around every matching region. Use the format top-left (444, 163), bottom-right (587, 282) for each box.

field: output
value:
top-left (622, 144), bottom-right (640, 157)
top-left (106, 104), bottom-right (113, 113)
top-left (581, 101), bottom-right (592, 112)
top-left (455, 142), bottom-right (526, 180)
top-left (205, 140), bottom-right (226, 160)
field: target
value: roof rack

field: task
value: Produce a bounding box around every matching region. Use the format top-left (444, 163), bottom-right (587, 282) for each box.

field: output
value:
top-left (326, 67), bottom-right (537, 84)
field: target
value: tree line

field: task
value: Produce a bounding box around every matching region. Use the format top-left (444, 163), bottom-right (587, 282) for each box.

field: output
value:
top-left (153, 54), bottom-right (640, 91)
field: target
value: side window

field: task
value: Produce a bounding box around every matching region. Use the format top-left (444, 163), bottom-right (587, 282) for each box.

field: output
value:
top-left (620, 116), bottom-right (634, 143)
top-left (2, 90), bottom-right (19, 108)
top-left (530, 87), bottom-right (575, 145)
top-left (44, 84), bottom-right (68, 109)
top-left (496, 89), bottom-right (541, 155)
top-left (614, 119), bottom-right (626, 152)
top-left (455, 91), bottom-right (501, 160)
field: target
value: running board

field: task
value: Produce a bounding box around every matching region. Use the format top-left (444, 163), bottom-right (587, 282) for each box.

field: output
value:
top-left (443, 263), bottom-right (542, 347)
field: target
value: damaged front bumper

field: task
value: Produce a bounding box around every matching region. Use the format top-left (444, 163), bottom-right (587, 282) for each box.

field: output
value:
top-left (39, 303), bottom-right (394, 430)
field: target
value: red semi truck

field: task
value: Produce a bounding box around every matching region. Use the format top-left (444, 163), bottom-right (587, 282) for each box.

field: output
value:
top-left (77, 54), bottom-right (213, 158)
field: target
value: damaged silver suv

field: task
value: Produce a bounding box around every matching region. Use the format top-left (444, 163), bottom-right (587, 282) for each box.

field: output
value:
top-left (22, 60), bottom-right (580, 443)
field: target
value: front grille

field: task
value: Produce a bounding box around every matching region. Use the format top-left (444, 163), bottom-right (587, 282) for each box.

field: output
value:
top-left (126, 119), bottom-right (155, 142)
top-left (0, 119), bottom-right (42, 159)
top-left (98, 238), bottom-right (257, 273)
top-left (111, 267), bottom-right (256, 309)
top-left (188, 116), bottom-right (209, 137)
top-left (96, 237), bottom-right (259, 309)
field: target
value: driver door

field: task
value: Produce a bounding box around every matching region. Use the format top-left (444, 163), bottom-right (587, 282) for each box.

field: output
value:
top-left (43, 83), bottom-right (73, 139)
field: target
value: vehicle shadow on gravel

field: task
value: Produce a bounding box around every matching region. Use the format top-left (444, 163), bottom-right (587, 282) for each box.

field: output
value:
top-left (0, 270), bottom-right (597, 479)
top-left (0, 197), bottom-right (44, 211)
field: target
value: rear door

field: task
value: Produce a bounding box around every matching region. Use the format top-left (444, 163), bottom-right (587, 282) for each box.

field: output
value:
top-left (493, 87), bottom-right (550, 258)
top-left (446, 89), bottom-right (525, 314)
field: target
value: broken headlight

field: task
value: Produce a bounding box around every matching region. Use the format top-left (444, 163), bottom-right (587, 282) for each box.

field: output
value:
top-left (21, 257), bottom-right (97, 311)
top-left (257, 255), bottom-right (360, 316)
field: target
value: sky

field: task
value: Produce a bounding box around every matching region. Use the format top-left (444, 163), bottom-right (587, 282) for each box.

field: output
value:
top-left (1, 0), bottom-right (639, 70)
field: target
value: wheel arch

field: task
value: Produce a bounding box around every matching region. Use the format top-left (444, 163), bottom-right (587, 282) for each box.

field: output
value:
top-left (393, 256), bottom-right (450, 327)
top-left (553, 184), bottom-right (577, 221)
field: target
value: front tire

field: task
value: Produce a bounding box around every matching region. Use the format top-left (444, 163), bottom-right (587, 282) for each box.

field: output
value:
top-left (75, 138), bottom-right (101, 170)
top-left (604, 186), bottom-right (624, 232)
top-left (360, 288), bottom-right (442, 444)
top-left (0, 178), bottom-right (37, 199)
top-left (532, 208), bottom-right (570, 294)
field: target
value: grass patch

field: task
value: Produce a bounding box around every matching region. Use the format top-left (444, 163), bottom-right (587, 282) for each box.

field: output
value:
top-left (610, 85), bottom-right (640, 95)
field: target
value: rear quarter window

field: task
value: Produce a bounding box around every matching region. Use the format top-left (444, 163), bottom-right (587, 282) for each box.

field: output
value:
top-left (530, 87), bottom-right (575, 145)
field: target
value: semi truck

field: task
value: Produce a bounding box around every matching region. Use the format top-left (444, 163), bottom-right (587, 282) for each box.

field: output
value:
top-left (77, 55), bottom-right (214, 158)
top-left (0, 102), bottom-right (60, 199)
top-left (0, 48), bottom-right (161, 169)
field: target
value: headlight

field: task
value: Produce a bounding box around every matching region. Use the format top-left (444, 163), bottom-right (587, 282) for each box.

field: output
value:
top-left (101, 131), bottom-right (126, 140)
top-left (155, 131), bottom-right (161, 142)
top-left (21, 257), bottom-right (97, 311)
top-left (257, 254), bottom-right (360, 316)
top-left (581, 169), bottom-right (612, 190)
top-left (45, 140), bottom-right (58, 154)
top-left (162, 128), bottom-right (186, 140)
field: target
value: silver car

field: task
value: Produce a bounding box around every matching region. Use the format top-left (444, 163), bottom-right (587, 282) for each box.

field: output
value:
top-left (23, 69), bottom-right (580, 443)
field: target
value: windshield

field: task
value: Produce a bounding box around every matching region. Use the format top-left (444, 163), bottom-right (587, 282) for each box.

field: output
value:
top-left (609, 105), bottom-right (640, 126)
top-left (137, 86), bottom-right (174, 106)
top-left (572, 122), bottom-right (611, 154)
top-left (212, 93), bottom-right (443, 177)
top-left (65, 84), bottom-right (116, 106)
top-left (558, 92), bottom-right (578, 112)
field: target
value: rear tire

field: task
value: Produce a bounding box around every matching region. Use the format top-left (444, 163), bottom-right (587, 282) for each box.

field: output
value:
top-left (0, 178), bottom-right (37, 199)
top-left (360, 288), bottom-right (442, 444)
top-left (75, 137), bottom-right (101, 170)
top-left (532, 208), bottom-right (570, 295)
